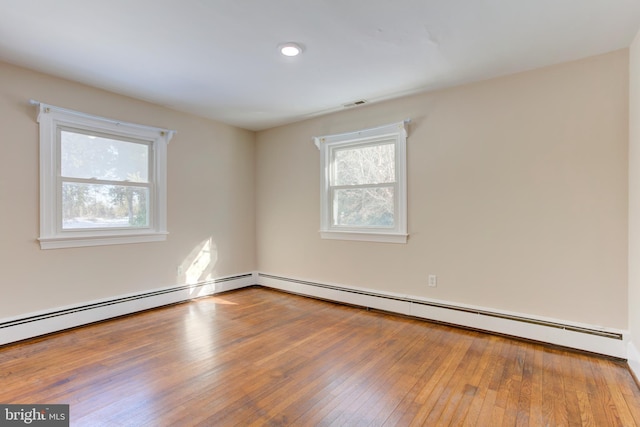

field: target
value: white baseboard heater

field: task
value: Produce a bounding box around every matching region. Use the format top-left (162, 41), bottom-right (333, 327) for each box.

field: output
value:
top-left (0, 273), bottom-right (255, 346)
top-left (257, 273), bottom-right (625, 359)
top-left (0, 272), bottom-right (627, 359)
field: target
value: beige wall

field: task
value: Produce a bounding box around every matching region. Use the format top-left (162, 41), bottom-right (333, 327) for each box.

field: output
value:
top-left (629, 32), bottom-right (640, 352)
top-left (0, 61), bottom-right (256, 318)
top-left (0, 48), bottom-right (630, 331)
top-left (256, 50), bottom-right (629, 328)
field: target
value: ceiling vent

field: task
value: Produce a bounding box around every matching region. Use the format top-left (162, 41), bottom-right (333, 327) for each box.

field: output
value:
top-left (343, 100), bottom-right (367, 108)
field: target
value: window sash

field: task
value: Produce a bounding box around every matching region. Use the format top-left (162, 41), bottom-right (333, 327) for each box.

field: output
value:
top-left (56, 128), bottom-right (155, 233)
top-left (330, 140), bottom-right (396, 186)
top-left (58, 180), bottom-right (153, 231)
top-left (328, 139), bottom-right (398, 229)
top-left (58, 126), bottom-right (153, 183)
top-left (329, 182), bottom-right (397, 229)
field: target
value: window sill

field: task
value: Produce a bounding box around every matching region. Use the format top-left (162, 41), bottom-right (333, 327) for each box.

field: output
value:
top-left (320, 230), bottom-right (407, 244)
top-left (39, 232), bottom-right (168, 249)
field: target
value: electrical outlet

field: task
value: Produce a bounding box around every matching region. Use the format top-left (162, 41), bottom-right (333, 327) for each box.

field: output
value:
top-left (177, 265), bottom-right (184, 275)
top-left (428, 274), bottom-right (437, 287)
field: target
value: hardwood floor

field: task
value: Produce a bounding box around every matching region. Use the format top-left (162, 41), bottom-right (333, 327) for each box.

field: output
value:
top-left (1, 286), bottom-right (639, 426)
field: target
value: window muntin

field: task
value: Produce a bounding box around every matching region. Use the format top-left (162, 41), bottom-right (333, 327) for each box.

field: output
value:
top-left (36, 102), bottom-right (174, 249)
top-left (315, 121), bottom-right (408, 243)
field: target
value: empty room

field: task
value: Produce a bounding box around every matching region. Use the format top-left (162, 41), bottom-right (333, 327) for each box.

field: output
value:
top-left (2, 0), bottom-right (640, 425)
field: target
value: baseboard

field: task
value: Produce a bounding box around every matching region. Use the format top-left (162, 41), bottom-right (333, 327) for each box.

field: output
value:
top-left (2, 271), bottom-right (628, 359)
top-left (0, 272), bottom-right (256, 346)
top-left (628, 341), bottom-right (640, 380)
top-left (257, 273), bottom-right (626, 359)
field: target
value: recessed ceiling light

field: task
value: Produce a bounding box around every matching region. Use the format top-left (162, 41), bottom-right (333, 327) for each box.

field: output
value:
top-left (279, 42), bottom-right (303, 57)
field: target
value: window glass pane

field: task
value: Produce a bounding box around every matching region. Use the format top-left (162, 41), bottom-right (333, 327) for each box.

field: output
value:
top-left (62, 182), bottom-right (149, 229)
top-left (332, 187), bottom-right (394, 227)
top-left (333, 142), bottom-right (395, 186)
top-left (61, 130), bottom-right (149, 182)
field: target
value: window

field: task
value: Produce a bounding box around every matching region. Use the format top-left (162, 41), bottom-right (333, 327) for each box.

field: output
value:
top-left (36, 102), bottom-right (174, 249)
top-left (314, 121), bottom-right (408, 243)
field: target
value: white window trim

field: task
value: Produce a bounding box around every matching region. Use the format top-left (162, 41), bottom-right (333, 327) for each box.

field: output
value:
top-left (35, 101), bottom-right (175, 249)
top-left (314, 121), bottom-right (409, 244)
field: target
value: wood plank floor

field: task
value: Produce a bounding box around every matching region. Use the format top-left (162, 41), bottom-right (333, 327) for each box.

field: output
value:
top-left (1, 286), bottom-right (639, 426)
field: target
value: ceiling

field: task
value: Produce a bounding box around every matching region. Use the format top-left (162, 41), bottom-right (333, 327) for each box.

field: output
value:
top-left (1, 1), bottom-right (639, 131)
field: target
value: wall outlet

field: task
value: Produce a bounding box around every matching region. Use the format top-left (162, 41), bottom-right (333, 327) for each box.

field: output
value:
top-left (428, 274), bottom-right (437, 287)
top-left (177, 265), bottom-right (184, 275)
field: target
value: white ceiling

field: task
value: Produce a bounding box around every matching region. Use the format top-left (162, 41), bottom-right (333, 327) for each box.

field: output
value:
top-left (1, 1), bottom-right (639, 131)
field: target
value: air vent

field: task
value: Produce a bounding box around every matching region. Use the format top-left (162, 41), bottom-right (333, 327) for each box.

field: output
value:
top-left (343, 100), bottom-right (367, 108)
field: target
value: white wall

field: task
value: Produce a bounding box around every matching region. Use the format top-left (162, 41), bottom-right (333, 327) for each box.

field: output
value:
top-left (256, 50), bottom-right (629, 329)
top-left (628, 31), bottom-right (640, 375)
top-left (0, 61), bottom-right (256, 319)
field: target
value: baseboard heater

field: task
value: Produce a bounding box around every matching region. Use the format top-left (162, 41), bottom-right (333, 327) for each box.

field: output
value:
top-left (0, 273), bottom-right (255, 346)
top-left (258, 273), bottom-right (624, 357)
top-left (1, 272), bottom-right (625, 358)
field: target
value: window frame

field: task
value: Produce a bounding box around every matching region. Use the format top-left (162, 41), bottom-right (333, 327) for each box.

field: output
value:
top-left (314, 121), bottom-right (408, 243)
top-left (37, 102), bottom-right (174, 249)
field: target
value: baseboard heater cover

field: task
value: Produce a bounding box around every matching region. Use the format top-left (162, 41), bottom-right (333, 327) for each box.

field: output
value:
top-left (257, 273), bottom-right (625, 358)
top-left (0, 273), bottom-right (256, 346)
